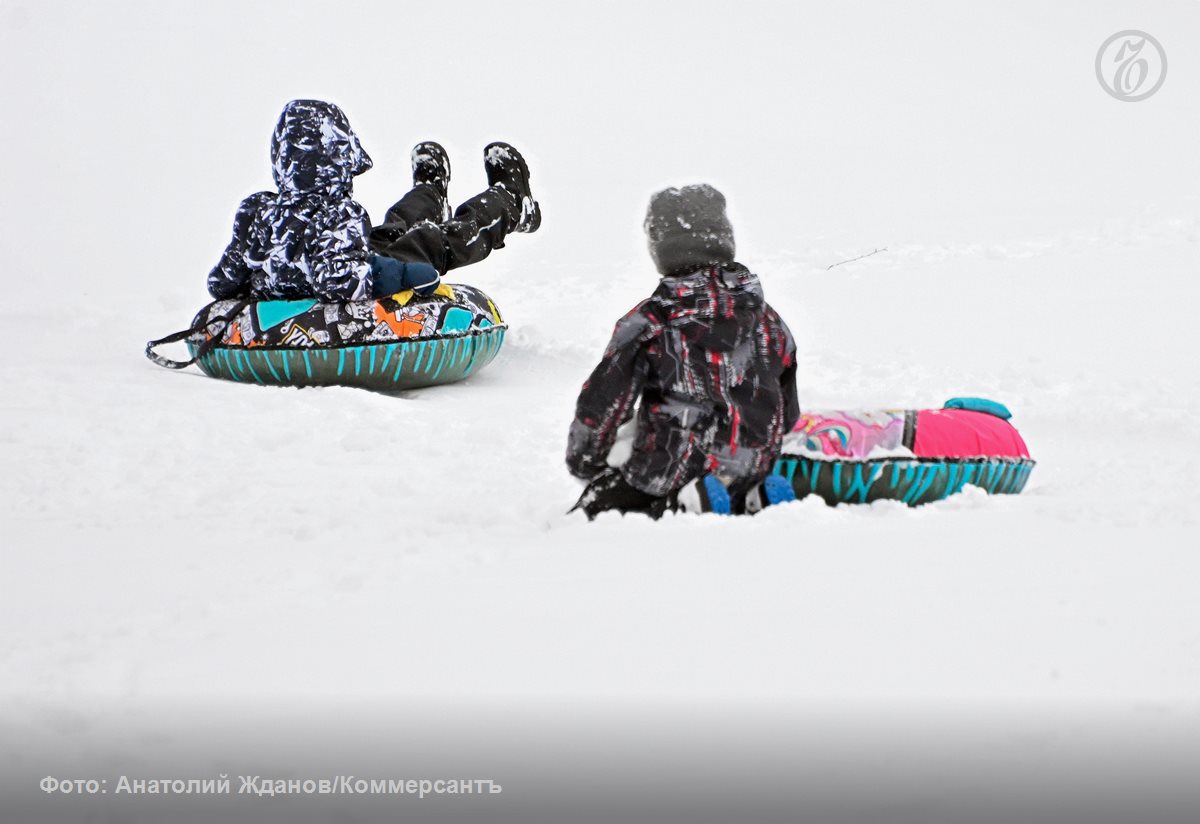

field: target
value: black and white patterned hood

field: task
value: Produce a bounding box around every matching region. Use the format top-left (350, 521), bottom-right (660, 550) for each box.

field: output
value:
top-left (207, 99), bottom-right (377, 302)
top-left (269, 99), bottom-right (372, 199)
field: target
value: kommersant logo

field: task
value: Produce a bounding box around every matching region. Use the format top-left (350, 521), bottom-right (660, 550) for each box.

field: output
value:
top-left (1095, 30), bottom-right (1167, 101)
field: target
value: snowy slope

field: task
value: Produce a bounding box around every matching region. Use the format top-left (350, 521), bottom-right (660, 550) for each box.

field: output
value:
top-left (2, 1), bottom-right (1199, 821)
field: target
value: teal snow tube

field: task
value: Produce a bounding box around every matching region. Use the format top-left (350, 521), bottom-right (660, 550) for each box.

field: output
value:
top-left (181, 284), bottom-right (506, 390)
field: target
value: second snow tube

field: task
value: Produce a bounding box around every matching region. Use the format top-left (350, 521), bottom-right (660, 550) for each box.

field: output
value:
top-left (773, 403), bottom-right (1035, 506)
top-left (185, 284), bottom-right (506, 390)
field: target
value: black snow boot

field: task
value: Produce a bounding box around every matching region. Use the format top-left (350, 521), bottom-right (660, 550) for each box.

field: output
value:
top-left (570, 468), bottom-right (669, 520)
top-left (484, 142), bottom-right (541, 233)
top-left (411, 141), bottom-right (451, 220)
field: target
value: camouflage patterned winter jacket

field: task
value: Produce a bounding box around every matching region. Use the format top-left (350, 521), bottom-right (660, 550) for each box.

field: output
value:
top-left (567, 265), bottom-right (800, 497)
top-left (208, 100), bottom-right (376, 302)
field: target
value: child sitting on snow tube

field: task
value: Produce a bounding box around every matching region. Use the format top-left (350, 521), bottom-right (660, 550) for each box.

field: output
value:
top-left (206, 99), bottom-right (540, 304)
top-left (566, 184), bottom-right (800, 519)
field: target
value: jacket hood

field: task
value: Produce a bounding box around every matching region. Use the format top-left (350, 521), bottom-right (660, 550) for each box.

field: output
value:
top-left (651, 264), bottom-right (764, 352)
top-left (270, 99), bottom-right (372, 197)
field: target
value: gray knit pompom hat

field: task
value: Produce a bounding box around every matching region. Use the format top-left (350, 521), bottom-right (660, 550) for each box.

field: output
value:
top-left (643, 184), bottom-right (736, 275)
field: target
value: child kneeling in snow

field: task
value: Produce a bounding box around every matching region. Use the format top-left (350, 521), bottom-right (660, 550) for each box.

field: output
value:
top-left (207, 99), bottom-right (540, 304)
top-left (566, 184), bottom-right (800, 519)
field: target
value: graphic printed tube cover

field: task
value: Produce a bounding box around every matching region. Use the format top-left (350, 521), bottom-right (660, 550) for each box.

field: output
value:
top-left (189, 285), bottom-right (503, 349)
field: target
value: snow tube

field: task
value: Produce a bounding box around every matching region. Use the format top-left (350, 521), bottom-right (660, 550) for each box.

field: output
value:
top-left (182, 284), bottom-right (505, 390)
top-left (773, 400), bottom-right (1034, 506)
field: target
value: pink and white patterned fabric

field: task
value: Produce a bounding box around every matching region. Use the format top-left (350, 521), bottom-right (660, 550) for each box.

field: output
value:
top-left (785, 410), bottom-right (907, 459)
top-left (784, 408), bottom-right (1029, 460)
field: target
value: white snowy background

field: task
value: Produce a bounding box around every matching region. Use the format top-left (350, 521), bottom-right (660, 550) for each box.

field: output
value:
top-left (1, 0), bottom-right (1198, 819)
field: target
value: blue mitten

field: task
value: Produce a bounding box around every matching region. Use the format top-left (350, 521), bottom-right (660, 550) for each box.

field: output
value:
top-left (369, 255), bottom-right (405, 296)
top-left (403, 262), bottom-right (441, 296)
top-left (370, 256), bottom-right (441, 298)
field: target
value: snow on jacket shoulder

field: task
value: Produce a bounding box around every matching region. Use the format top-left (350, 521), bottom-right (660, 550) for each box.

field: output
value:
top-left (567, 265), bottom-right (800, 497)
top-left (208, 100), bottom-right (375, 302)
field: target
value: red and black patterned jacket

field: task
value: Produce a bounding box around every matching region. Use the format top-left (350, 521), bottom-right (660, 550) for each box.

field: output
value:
top-left (567, 264), bottom-right (799, 497)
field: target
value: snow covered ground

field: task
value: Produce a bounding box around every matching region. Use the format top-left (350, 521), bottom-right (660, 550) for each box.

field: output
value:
top-left (2, 1), bottom-right (1198, 821)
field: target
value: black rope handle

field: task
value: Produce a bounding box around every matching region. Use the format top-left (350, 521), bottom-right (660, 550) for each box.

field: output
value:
top-left (145, 300), bottom-right (249, 370)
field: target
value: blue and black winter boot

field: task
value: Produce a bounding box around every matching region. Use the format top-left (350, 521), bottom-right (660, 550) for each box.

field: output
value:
top-left (743, 474), bottom-right (797, 514)
top-left (484, 142), bottom-right (541, 233)
top-left (675, 475), bottom-right (732, 516)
